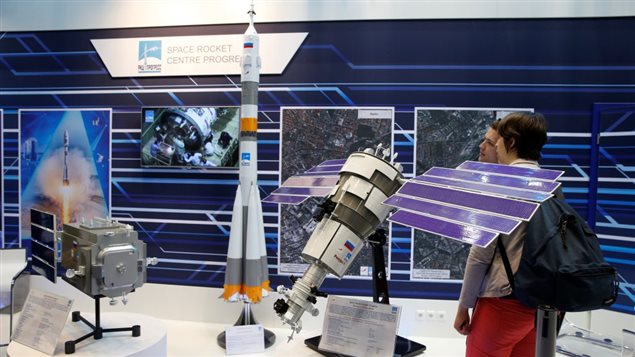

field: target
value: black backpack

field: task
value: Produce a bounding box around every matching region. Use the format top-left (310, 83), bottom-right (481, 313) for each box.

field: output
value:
top-left (498, 197), bottom-right (619, 312)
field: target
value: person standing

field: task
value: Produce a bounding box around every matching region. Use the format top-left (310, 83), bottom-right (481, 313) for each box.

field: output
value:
top-left (453, 112), bottom-right (549, 357)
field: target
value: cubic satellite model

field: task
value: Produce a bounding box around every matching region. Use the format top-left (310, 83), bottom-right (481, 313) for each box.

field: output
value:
top-left (30, 211), bottom-right (157, 354)
top-left (266, 146), bottom-right (563, 339)
top-left (61, 217), bottom-right (154, 304)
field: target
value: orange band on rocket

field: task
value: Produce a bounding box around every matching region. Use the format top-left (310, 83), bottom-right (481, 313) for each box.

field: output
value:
top-left (240, 117), bottom-right (258, 132)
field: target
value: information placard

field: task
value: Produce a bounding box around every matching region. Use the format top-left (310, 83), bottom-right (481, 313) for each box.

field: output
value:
top-left (12, 289), bottom-right (73, 355)
top-left (225, 324), bottom-right (265, 355)
top-left (318, 295), bottom-right (400, 356)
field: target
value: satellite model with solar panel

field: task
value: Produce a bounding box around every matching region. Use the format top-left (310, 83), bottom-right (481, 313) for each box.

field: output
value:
top-left (266, 145), bottom-right (563, 343)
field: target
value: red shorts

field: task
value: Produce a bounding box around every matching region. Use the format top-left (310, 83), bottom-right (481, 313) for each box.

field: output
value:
top-left (466, 297), bottom-right (536, 357)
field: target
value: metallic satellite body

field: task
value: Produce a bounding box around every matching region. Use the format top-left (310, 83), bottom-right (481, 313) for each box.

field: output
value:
top-left (299, 152), bottom-right (402, 277)
top-left (223, 4), bottom-right (270, 303)
top-left (61, 218), bottom-right (148, 299)
top-left (275, 149), bottom-right (404, 333)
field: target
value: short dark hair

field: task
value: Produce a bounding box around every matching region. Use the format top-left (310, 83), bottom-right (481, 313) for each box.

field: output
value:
top-left (490, 120), bottom-right (500, 131)
top-left (497, 112), bottom-right (547, 161)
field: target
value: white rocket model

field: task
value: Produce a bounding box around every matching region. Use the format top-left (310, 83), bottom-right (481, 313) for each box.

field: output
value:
top-left (223, 3), bottom-right (270, 303)
top-left (63, 130), bottom-right (70, 186)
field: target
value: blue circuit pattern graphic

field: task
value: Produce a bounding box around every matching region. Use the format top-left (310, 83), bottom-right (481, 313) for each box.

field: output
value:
top-left (1, 18), bottom-right (634, 313)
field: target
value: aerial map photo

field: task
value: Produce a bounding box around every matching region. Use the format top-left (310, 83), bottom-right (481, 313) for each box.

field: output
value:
top-left (279, 107), bottom-right (394, 277)
top-left (412, 108), bottom-right (530, 281)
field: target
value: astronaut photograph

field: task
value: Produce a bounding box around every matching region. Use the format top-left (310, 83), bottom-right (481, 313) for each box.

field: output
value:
top-left (140, 107), bottom-right (240, 168)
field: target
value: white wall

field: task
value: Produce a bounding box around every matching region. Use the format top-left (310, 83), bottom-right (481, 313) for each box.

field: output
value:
top-left (1, 0), bottom-right (635, 32)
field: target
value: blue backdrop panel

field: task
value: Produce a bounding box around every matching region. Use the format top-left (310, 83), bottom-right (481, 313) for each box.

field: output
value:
top-left (1, 17), bottom-right (635, 314)
top-left (591, 104), bottom-right (635, 314)
top-left (0, 110), bottom-right (3, 245)
top-left (2, 111), bottom-right (19, 248)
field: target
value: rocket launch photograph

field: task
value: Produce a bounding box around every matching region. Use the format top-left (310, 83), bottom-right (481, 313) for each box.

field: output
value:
top-left (19, 109), bottom-right (111, 245)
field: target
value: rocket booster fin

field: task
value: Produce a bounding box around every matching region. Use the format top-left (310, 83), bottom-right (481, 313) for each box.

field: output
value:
top-left (243, 183), bottom-right (267, 303)
top-left (253, 183), bottom-right (271, 295)
top-left (223, 186), bottom-right (244, 302)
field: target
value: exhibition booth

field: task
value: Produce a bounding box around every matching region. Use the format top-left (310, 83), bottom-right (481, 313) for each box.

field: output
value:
top-left (1, 1), bottom-right (634, 356)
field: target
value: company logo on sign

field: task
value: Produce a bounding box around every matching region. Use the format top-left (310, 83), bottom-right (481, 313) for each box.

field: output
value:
top-left (241, 152), bottom-right (251, 166)
top-left (92, 33), bottom-right (308, 77)
top-left (144, 110), bottom-right (155, 123)
top-left (138, 40), bottom-right (162, 73)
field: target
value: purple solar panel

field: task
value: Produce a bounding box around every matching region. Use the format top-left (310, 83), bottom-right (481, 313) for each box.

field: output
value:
top-left (282, 175), bottom-right (339, 188)
top-left (262, 194), bottom-right (308, 205)
top-left (306, 165), bottom-right (344, 174)
top-left (384, 195), bottom-right (521, 234)
top-left (398, 182), bottom-right (538, 220)
top-left (424, 167), bottom-right (560, 193)
top-left (318, 159), bottom-right (347, 166)
top-left (457, 161), bottom-right (563, 181)
top-left (413, 175), bottom-right (552, 202)
top-left (271, 186), bottom-right (332, 196)
top-left (388, 210), bottom-right (499, 248)
top-left (297, 171), bottom-right (342, 177)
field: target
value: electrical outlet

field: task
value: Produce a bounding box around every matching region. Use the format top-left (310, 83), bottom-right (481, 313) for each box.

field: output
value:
top-left (437, 310), bottom-right (446, 320)
top-left (426, 310), bottom-right (436, 320)
top-left (416, 309), bottom-right (426, 321)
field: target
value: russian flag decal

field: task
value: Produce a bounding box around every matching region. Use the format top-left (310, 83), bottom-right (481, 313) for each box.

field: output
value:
top-left (344, 240), bottom-right (355, 252)
top-left (244, 42), bottom-right (254, 48)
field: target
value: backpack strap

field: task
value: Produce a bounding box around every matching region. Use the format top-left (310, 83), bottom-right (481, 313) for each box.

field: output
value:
top-left (496, 237), bottom-right (515, 290)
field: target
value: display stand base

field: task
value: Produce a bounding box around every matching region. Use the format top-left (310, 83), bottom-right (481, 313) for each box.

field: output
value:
top-left (64, 297), bottom-right (140, 354)
top-left (216, 302), bottom-right (276, 349)
top-left (304, 334), bottom-right (426, 357)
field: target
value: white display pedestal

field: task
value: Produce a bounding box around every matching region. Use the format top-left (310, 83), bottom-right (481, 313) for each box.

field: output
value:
top-left (7, 312), bottom-right (166, 356)
top-left (161, 319), bottom-right (467, 357)
top-left (9, 276), bottom-right (631, 357)
top-left (0, 249), bottom-right (26, 310)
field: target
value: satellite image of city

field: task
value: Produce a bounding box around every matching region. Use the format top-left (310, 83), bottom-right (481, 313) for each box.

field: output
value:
top-left (412, 108), bottom-right (525, 280)
top-left (279, 107), bottom-right (394, 277)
